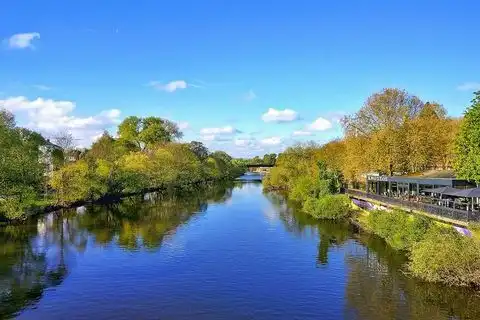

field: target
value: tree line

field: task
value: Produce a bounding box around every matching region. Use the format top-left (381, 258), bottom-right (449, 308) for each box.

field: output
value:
top-left (266, 88), bottom-right (480, 193)
top-left (0, 114), bottom-right (245, 221)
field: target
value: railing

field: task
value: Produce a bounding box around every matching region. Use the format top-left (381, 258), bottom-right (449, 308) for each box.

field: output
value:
top-left (345, 189), bottom-right (480, 222)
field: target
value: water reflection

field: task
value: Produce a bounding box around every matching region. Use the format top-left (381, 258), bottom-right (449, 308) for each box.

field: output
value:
top-left (345, 233), bottom-right (480, 320)
top-left (0, 183), bottom-right (233, 319)
top-left (3, 182), bottom-right (480, 319)
top-left (265, 191), bottom-right (480, 320)
top-left (265, 191), bottom-right (351, 265)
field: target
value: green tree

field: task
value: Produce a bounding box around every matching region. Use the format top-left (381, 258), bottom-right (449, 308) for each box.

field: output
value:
top-left (118, 116), bottom-right (183, 150)
top-left (342, 88), bottom-right (424, 175)
top-left (49, 161), bottom-right (91, 205)
top-left (454, 91), bottom-right (480, 184)
top-left (262, 153), bottom-right (277, 165)
top-left (188, 141), bottom-right (209, 160)
top-left (88, 131), bottom-right (117, 161)
top-left (0, 110), bottom-right (46, 219)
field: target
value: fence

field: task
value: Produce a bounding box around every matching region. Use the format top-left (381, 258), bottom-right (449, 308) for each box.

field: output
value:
top-left (345, 189), bottom-right (480, 222)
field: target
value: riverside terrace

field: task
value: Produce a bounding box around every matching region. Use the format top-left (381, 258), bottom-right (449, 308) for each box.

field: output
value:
top-left (346, 175), bottom-right (480, 223)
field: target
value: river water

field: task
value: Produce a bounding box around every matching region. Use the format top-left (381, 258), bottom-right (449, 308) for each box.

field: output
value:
top-left (1, 176), bottom-right (480, 319)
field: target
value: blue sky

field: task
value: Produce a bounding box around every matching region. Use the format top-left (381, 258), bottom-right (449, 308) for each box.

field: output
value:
top-left (1, 1), bottom-right (479, 157)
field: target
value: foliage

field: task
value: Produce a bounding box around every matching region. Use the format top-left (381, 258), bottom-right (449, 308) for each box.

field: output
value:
top-left (47, 140), bottom-right (243, 208)
top-left (263, 144), bottom-right (320, 191)
top-left (409, 226), bottom-right (480, 287)
top-left (264, 145), bottom-right (349, 220)
top-left (289, 176), bottom-right (330, 202)
top-left (365, 209), bottom-right (432, 250)
top-left (303, 194), bottom-right (351, 220)
top-left (0, 110), bottom-right (46, 219)
top-left (188, 141), bottom-right (209, 160)
top-left (261, 153), bottom-right (277, 165)
top-left (50, 161), bottom-right (91, 205)
top-left (117, 116), bottom-right (182, 150)
top-left (454, 91), bottom-right (480, 184)
top-left (341, 88), bottom-right (459, 177)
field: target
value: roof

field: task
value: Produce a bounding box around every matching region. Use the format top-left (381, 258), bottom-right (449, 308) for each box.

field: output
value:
top-left (422, 186), bottom-right (458, 194)
top-left (367, 175), bottom-right (467, 186)
top-left (404, 170), bottom-right (456, 179)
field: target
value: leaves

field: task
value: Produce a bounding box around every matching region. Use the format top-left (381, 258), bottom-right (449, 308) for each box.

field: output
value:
top-left (454, 91), bottom-right (480, 184)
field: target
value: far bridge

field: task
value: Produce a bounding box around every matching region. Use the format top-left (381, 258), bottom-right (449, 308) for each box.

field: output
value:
top-left (246, 164), bottom-right (274, 173)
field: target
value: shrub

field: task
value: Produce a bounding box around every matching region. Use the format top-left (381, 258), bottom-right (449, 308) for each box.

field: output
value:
top-left (303, 194), bottom-right (351, 219)
top-left (0, 189), bottom-right (37, 220)
top-left (366, 209), bottom-right (431, 250)
top-left (289, 176), bottom-right (330, 203)
top-left (409, 226), bottom-right (480, 287)
top-left (50, 161), bottom-right (91, 205)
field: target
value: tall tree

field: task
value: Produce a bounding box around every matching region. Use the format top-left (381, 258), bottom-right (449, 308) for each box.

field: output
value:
top-left (342, 88), bottom-right (424, 175)
top-left (118, 116), bottom-right (142, 149)
top-left (0, 111), bottom-right (45, 218)
top-left (454, 91), bottom-right (480, 184)
top-left (342, 88), bottom-right (424, 135)
top-left (88, 131), bottom-right (117, 161)
top-left (118, 116), bottom-right (183, 150)
top-left (188, 141), bottom-right (209, 160)
top-left (262, 153), bottom-right (277, 165)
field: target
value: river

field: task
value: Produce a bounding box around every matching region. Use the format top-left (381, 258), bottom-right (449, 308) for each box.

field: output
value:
top-left (1, 175), bottom-right (479, 319)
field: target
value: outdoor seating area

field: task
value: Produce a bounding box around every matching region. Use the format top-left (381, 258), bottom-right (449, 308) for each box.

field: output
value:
top-left (366, 175), bottom-right (480, 213)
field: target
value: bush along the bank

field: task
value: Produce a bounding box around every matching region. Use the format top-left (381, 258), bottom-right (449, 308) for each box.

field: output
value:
top-left (264, 149), bottom-right (349, 220)
top-left (409, 226), bottom-right (480, 287)
top-left (363, 208), bottom-right (480, 287)
top-left (365, 209), bottom-right (432, 251)
top-left (303, 194), bottom-right (351, 219)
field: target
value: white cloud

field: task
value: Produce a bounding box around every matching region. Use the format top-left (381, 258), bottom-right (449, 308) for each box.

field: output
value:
top-left (199, 125), bottom-right (239, 142)
top-left (149, 80), bottom-right (188, 92)
top-left (177, 121), bottom-right (189, 130)
top-left (234, 138), bottom-right (253, 147)
top-left (262, 108), bottom-right (298, 123)
top-left (260, 136), bottom-right (282, 146)
top-left (457, 82), bottom-right (480, 91)
top-left (0, 96), bottom-right (121, 147)
top-left (307, 117), bottom-right (332, 131)
top-left (201, 135), bottom-right (216, 141)
top-left (293, 130), bottom-right (313, 136)
top-left (33, 84), bottom-right (52, 91)
top-left (7, 32), bottom-right (40, 49)
top-left (200, 126), bottom-right (237, 135)
top-left (244, 89), bottom-right (256, 101)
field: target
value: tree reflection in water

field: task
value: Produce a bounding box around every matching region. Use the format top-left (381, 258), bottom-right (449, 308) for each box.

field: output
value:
top-left (264, 191), bottom-right (351, 265)
top-left (265, 191), bottom-right (480, 320)
top-left (345, 232), bottom-right (480, 320)
top-left (0, 182), bottom-right (233, 319)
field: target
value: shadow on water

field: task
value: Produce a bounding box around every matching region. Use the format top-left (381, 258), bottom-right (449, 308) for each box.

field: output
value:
top-left (0, 182), bottom-right (234, 319)
top-left (264, 191), bottom-right (480, 320)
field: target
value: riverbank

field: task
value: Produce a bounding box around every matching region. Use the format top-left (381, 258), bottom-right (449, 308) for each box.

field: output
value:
top-left (1, 177), bottom-right (238, 225)
top-left (275, 183), bottom-right (480, 288)
top-left (351, 203), bottom-right (480, 288)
